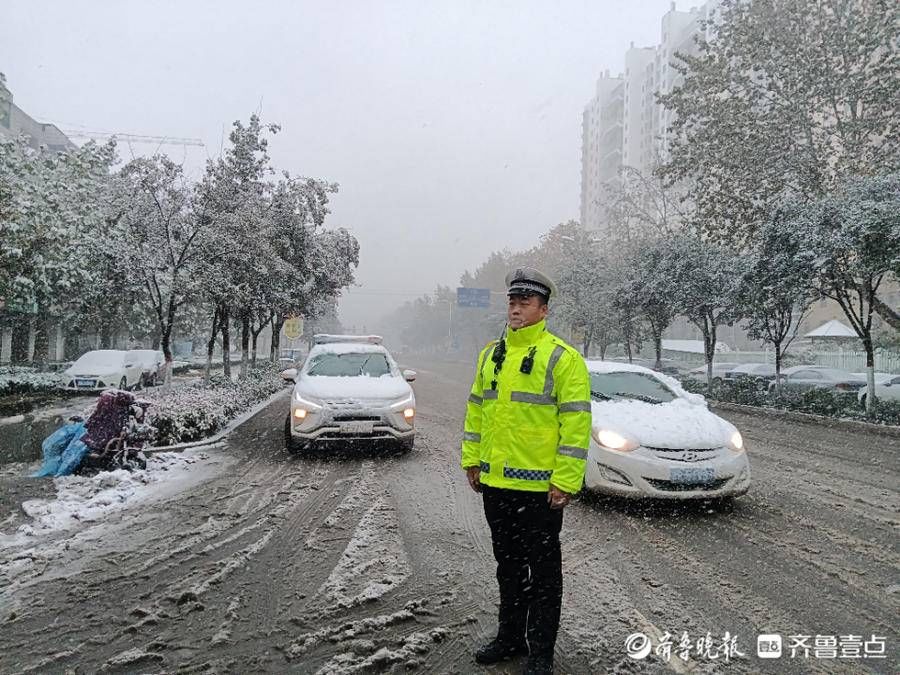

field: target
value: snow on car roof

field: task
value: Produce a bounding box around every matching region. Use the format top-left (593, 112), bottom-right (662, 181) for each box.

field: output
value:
top-left (308, 342), bottom-right (389, 356)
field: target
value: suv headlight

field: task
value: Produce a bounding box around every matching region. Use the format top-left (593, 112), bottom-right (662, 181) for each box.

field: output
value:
top-left (592, 428), bottom-right (639, 452)
top-left (294, 392), bottom-right (323, 412)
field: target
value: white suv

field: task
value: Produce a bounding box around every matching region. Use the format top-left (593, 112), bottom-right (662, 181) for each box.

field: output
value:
top-left (281, 335), bottom-right (416, 454)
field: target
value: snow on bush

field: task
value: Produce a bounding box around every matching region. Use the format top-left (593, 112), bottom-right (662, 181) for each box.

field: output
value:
top-left (681, 377), bottom-right (900, 427)
top-left (145, 364), bottom-right (285, 445)
top-left (0, 366), bottom-right (60, 397)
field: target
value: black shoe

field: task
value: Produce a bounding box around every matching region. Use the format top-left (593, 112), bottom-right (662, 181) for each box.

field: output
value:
top-left (523, 652), bottom-right (553, 675)
top-left (474, 639), bottom-right (528, 665)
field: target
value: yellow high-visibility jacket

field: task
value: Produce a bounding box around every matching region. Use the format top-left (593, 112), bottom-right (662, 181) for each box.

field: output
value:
top-left (461, 319), bottom-right (591, 494)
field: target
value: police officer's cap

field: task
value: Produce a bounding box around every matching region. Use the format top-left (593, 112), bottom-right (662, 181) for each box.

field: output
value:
top-left (505, 267), bottom-right (557, 302)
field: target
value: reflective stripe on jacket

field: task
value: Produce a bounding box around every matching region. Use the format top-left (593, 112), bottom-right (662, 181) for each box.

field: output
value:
top-left (461, 319), bottom-right (591, 494)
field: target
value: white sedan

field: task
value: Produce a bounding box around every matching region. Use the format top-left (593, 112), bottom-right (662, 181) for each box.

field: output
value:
top-left (857, 373), bottom-right (900, 407)
top-left (61, 350), bottom-right (144, 391)
top-left (583, 361), bottom-right (751, 500)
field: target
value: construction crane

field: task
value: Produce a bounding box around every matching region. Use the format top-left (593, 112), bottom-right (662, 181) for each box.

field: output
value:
top-left (61, 129), bottom-right (205, 148)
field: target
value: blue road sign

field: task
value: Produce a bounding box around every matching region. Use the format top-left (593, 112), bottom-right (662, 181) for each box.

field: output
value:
top-left (457, 287), bottom-right (491, 308)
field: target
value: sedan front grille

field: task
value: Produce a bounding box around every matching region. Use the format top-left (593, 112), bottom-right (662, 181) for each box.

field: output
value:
top-left (644, 477), bottom-right (732, 492)
top-left (644, 446), bottom-right (720, 463)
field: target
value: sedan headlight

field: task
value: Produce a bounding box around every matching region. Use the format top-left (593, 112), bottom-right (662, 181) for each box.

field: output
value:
top-left (592, 428), bottom-right (639, 452)
top-left (728, 430), bottom-right (744, 453)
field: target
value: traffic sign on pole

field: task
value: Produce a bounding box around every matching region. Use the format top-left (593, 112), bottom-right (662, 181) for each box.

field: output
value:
top-left (457, 287), bottom-right (491, 308)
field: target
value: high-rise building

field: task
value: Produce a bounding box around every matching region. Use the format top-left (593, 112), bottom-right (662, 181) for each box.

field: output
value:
top-left (580, 71), bottom-right (623, 235)
top-left (581, 2), bottom-right (719, 234)
top-left (0, 74), bottom-right (75, 152)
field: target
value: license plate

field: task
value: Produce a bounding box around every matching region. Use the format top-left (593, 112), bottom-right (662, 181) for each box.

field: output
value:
top-left (670, 467), bottom-right (715, 484)
top-left (340, 421), bottom-right (374, 435)
top-left (75, 379), bottom-right (95, 388)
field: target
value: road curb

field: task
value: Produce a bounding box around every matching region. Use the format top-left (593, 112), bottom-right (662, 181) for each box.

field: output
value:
top-left (711, 401), bottom-right (900, 439)
top-left (144, 386), bottom-right (291, 455)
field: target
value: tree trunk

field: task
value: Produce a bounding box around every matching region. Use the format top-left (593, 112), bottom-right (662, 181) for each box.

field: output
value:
top-left (10, 321), bottom-right (30, 363)
top-left (32, 313), bottom-right (51, 367)
top-left (205, 305), bottom-right (222, 382)
top-left (774, 340), bottom-right (783, 396)
top-left (653, 331), bottom-right (663, 372)
top-left (99, 326), bottom-right (112, 349)
top-left (863, 337), bottom-right (876, 415)
top-left (221, 305), bottom-right (231, 379)
top-left (700, 320), bottom-right (715, 395)
top-left (240, 313), bottom-right (250, 379)
top-left (583, 327), bottom-right (593, 357)
top-left (270, 313), bottom-right (284, 361)
top-left (160, 325), bottom-right (174, 387)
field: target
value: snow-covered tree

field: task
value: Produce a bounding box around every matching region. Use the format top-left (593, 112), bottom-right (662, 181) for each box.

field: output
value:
top-left (657, 235), bottom-right (746, 392)
top-left (555, 227), bottom-right (618, 357)
top-left (196, 115), bottom-right (278, 378)
top-left (795, 172), bottom-right (900, 413)
top-left (737, 205), bottom-right (818, 392)
top-left (109, 155), bottom-right (208, 379)
top-left (0, 135), bottom-right (115, 362)
top-left (660, 0), bottom-right (899, 248)
top-left (618, 238), bottom-right (681, 370)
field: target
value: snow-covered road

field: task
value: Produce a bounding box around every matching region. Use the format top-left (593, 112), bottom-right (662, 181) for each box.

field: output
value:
top-left (0, 360), bottom-right (896, 673)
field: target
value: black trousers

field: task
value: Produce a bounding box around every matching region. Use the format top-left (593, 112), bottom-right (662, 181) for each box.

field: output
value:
top-left (481, 484), bottom-right (564, 657)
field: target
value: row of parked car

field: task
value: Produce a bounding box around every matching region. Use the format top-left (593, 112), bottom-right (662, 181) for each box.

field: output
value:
top-left (685, 362), bottom-right (900, 406)
top-left (60, 349), bottom-right (166, 391)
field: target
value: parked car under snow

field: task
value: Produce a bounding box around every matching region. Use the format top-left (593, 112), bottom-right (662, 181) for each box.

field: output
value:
top-left (61, 350), bottom-right (144, 392)
top-left (281, 335), bottom-right (416, 454)
top-left (583, 361), bottom-right (751, 500)
top-left (127, 349), bottom-right (165, 387)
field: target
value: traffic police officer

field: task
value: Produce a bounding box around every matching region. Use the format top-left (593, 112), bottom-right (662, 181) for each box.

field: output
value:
top-left (461, 267), bottom-right (591, 675)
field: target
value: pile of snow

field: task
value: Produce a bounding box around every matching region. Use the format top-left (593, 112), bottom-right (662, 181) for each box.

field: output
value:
top-left (286, 602), bottom-right (425, 659)
top-left (318, 497), bottom-right (410, 609)
top-left (0, 451), bottom-right (211, 549)
top-left (314, 628), bottom-right (449, 674)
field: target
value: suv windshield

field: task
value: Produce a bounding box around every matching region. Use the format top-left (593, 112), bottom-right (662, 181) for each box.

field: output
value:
top-left (589, 371), bottom-right (677, 405)
top-left (306, 352), bottom-right (392, 377)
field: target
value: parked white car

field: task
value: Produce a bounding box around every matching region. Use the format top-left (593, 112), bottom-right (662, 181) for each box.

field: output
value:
top-left (281, 335), bottom-right (416, 454)
top-left (686, 362), bottom-right (742, 385)
top-left (583, 360), bottom-right (751, 500)
top-left (127, 349), bottom-right (165, 387)
top-left (857, 373), bottom-right (900, 407)
top-left (61, 350), bottom-right (144, 391)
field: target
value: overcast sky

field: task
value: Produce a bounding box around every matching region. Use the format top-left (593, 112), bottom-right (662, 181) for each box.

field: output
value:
top-left (2, 0), bottom-right (679, 329)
